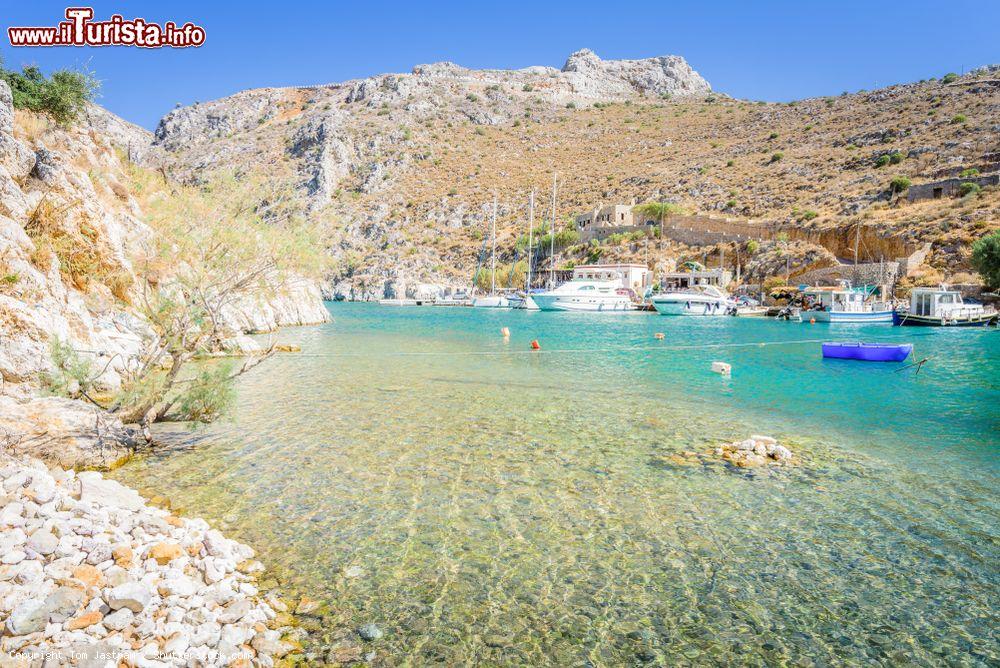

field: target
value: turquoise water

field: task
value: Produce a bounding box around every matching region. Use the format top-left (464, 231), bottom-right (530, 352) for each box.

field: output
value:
top-left (113, 304), bottom-right (1000, 665)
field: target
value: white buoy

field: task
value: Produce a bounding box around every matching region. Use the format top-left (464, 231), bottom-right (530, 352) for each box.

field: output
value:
top-left (711, 361), bottom-right (731, 376)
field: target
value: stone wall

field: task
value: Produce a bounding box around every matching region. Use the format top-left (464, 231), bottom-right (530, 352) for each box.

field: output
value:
top-left (906, 174), bottom-right (1000, 202)
top-left (795, 261), bottom-right (900, 286)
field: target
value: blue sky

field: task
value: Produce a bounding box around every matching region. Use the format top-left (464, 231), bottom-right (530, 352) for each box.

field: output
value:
top-left (1, 0), bottom-right (997, 129)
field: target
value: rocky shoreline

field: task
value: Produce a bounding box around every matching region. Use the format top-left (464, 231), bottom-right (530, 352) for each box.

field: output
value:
top-left (0, 452), bottom-right (297, 666)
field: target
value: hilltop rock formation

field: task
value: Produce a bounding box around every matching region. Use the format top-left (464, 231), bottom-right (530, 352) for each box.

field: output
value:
top-left (561, 48), bottom-right (711, 98)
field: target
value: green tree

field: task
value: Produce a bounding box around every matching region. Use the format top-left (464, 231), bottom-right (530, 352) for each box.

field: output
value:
top-left (109, 169), bottom-right (327, 427)
top-left (958, 182), bottom-right (982, 197)
top-left (633, 201), bottom-right (686, 240)
top-left (889, 176), bottom-right (911, 194)
top-left (970, 230), bottom-right (1000, 288)
top-left (0, 59), bottom-right (99, 125)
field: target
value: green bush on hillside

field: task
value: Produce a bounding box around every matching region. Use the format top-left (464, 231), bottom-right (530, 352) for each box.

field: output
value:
top-left (971, 230), bottom-right (1000, 288)
top-left (958, 182), bottom-right (982, 197)
top-left (941, 73), bottom-right (959, 84)
top-left (0, 59), bottom-right (99, 125)
top-left (889, 176), bottom-right (911, 194)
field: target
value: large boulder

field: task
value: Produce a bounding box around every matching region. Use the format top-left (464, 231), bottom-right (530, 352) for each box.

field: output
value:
top-left (0, 396), bottom-right (135, 469)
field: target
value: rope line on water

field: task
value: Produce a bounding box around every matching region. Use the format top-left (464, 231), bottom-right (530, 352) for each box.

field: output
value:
top-left (291, 337), bottom-right (833, 358)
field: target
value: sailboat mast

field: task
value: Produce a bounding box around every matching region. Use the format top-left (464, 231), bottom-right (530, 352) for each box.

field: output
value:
top-left (490, 195), bottom-right (497, 294)
top-left (526, 190), bottom-right (534, 293)
top-left (549, 173), bottom-right (557, 287)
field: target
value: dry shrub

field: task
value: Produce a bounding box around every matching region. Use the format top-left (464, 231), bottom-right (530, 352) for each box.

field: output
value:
top-left (13, 109), bottom-right (49, 143)
top-left (24, 197), bottom-right (133, 299)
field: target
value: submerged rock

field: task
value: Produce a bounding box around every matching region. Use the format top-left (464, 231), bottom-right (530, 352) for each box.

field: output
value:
top-left (358, 623), bottom-right (384, 641)
top-left (715, 436), bottom-right (794, 468)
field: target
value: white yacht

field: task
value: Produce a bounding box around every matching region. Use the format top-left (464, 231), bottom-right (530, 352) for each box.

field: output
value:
top-left (531, 280), bottom-right (634, 312)
top-left (651, 285), bottom-right (736, 316)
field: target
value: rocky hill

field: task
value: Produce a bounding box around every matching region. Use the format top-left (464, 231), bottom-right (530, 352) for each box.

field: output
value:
top-left (140, 52), bottom-right (999, 299)
top-left (0, 81), bottom-right (328, 399)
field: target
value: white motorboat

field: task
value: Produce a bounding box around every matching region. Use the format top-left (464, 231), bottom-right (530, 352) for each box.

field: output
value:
top-left (532, 280), bottom-right (635, 312)
top-left (651, 285), bottom-right (736, 316)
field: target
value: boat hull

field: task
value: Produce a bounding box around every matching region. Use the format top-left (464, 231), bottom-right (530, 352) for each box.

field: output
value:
top-left (651, 299), bottom-right (730, 316)
top-left (803, 310), bottom-right (895, 323)
top-left (822, 342), bottom-right (912, 362)
top-left (472, 296), bottom-right (510, 308)
top-left (532, 295), bottom-right (633, 312)
top-left (508, 296), bottom-right (540, 311)
top-left (378, 299), bottom-right (428, 306)
top-left (894, 311), bottom-right (998, 327)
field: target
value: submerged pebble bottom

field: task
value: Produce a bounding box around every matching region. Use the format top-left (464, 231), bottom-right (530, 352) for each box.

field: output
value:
top-left (114, 305), bottom-right (1000, 666)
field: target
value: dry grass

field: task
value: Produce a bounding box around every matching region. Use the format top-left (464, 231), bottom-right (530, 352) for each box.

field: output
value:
top-left (13, 109), bottom-right (51, 143)
top-left (24, 197), bottom-right (133, 300)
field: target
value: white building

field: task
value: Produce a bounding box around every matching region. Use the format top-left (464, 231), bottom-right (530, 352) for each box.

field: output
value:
top-left (572, 264), bottom-right (653, 292)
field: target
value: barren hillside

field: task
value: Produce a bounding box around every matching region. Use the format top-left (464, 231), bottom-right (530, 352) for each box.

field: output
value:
top-left (146, 52), bottom-right (1000, 298)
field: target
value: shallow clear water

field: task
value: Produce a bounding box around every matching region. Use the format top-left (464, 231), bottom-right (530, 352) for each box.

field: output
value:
top-left (113, 304), bottom-right (1000, 666)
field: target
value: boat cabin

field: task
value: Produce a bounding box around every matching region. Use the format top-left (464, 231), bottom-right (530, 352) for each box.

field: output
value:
top-left (572, 264), bottom-right (653, 292)
top-left (802, 288), bottom-right (870, 313)
top-left (909, 288), bottom-right (984, 318)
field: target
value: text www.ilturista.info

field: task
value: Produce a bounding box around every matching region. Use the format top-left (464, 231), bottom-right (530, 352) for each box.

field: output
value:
top-left (7, 7), bottom-right (205, 48)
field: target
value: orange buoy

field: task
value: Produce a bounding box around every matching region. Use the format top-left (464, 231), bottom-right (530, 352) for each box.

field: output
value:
top-left (654, 332), bottom-right (665, 340)
top-left (809, 317), bottom-right (816, 324)
top-left (530, 340), bottom-right (541, 350)
top-left (501, 327), bottom-right (510, 338)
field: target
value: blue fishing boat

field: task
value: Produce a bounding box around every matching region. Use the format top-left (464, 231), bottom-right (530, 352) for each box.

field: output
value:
top-left (822, 342), bottom-right (912, 362)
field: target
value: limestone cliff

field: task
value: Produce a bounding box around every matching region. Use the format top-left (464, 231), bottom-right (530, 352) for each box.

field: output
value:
top-left (0, 81), bottom-right (328, 400)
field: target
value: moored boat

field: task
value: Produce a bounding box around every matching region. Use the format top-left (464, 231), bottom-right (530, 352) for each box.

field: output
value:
top-left (800, 287), bottom-right (894, 324)
top-left (378, 298), bottom-right (427, 306)
top-left (471, 295), bottom-right (510, 308)
top-left (822, 341), bottom-right (912, 362)
top-left (508, 290), bottom-right (541, 311)
top-left (894, 287), bottom-right (998, 327)
top-left (531, 280), bottom-right (634, 312)
top-left (651, 285), bottom-right (736, 316)
top-left (433, 290), bottom-right (473, 307)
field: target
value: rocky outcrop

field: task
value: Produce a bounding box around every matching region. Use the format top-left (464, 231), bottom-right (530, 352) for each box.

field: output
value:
top-left (0, 396), bottom-right (135, 469)
top-left (222, 280), bottom-right (331, 333)
top-left (0, 453), bottom-right (295, 664)
top-left (0, 80), bottom-right (151, 397)
top-left (561, 49), bottom-right (711, 98)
